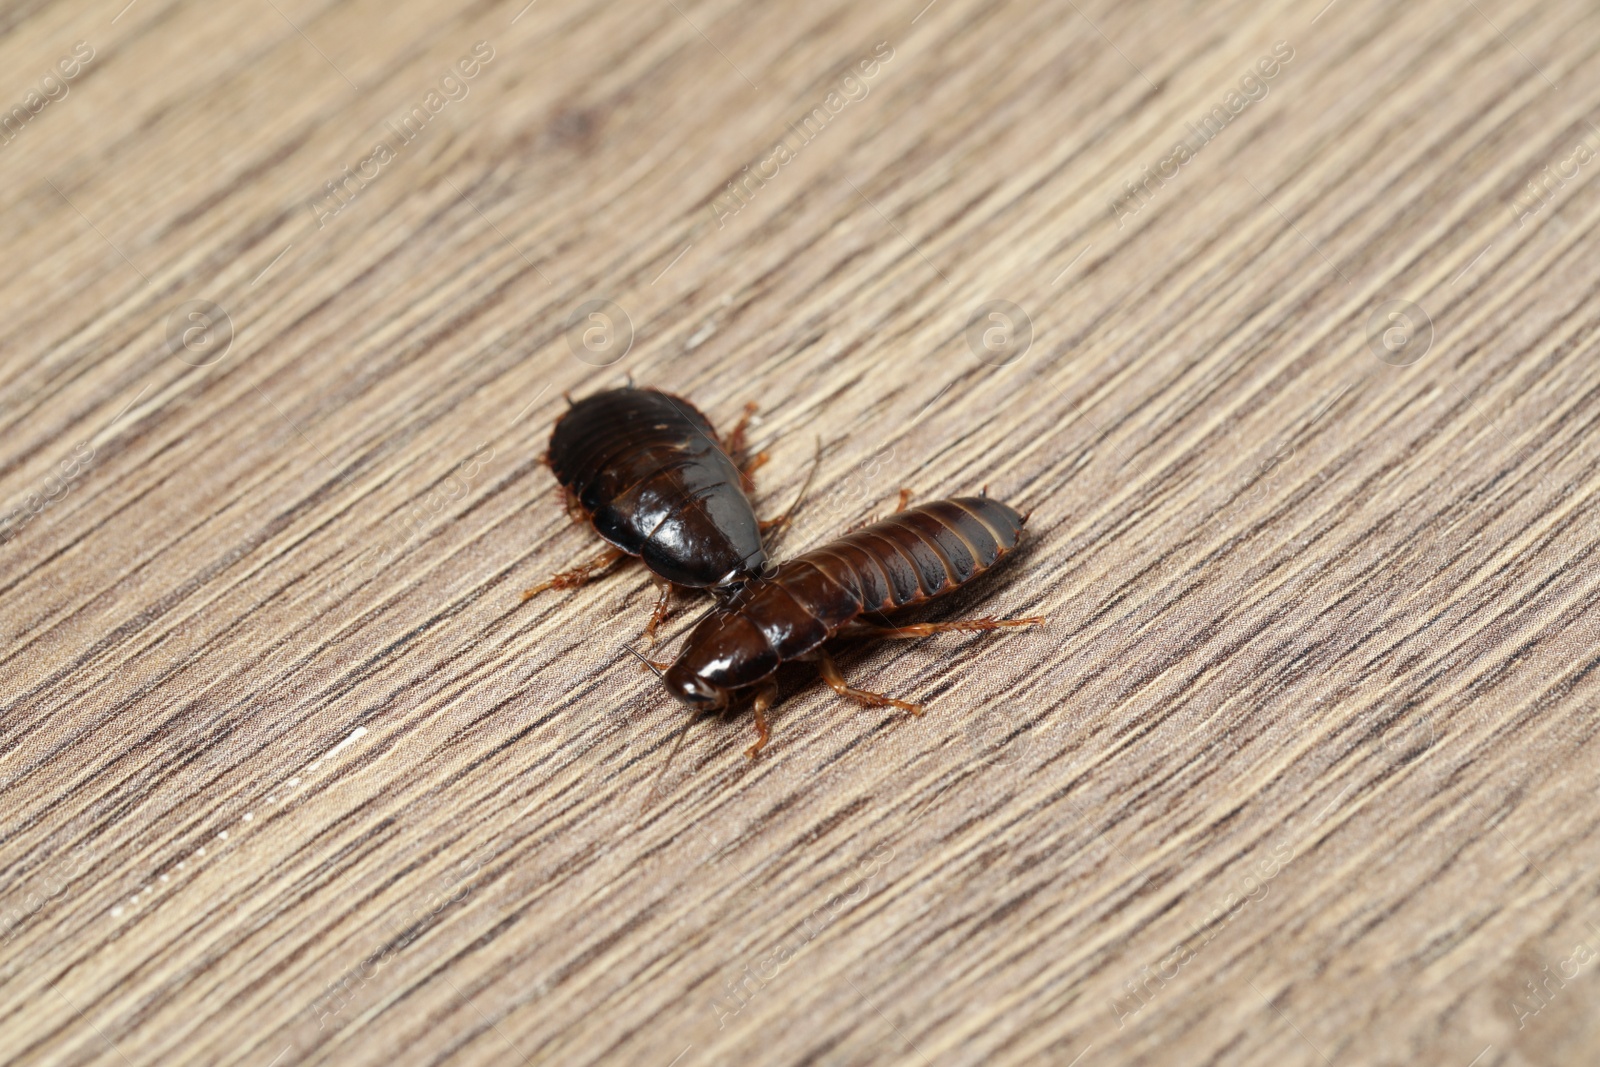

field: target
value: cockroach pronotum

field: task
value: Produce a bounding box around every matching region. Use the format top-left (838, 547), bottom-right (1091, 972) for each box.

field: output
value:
top-left (633, 492), bottom-right (1045, 760)
top-left (524, 386), bottom-right (805, 636)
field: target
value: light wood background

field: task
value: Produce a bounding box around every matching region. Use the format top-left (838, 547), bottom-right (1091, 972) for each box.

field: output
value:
top-left (4, 0), bottom-right (1600, 1063)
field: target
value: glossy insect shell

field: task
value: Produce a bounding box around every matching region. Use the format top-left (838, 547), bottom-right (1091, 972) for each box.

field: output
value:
top-left (664, 496), bottom-right (1027, 700)
top-left (547, 387), bottom-right (765, 588)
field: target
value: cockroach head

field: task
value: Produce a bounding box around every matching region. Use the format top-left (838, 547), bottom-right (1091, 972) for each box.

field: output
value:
top-left (625, 643), bottom-right (726, 708)
top-left (663, 660), bottom-right (729, 711)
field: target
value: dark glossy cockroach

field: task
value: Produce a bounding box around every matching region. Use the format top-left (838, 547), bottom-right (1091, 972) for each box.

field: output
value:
top-left (524, 386), bottom-right (798, 636)
top-left (636, 493), bottom-right (1045, 759)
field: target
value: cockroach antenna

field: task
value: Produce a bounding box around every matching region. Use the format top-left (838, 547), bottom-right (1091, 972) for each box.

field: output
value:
top-left (621, 642), bottom-right (667, 678)
top-left (622, 641), bottom-right (698, 809)
top-left (646, 706), bottom-right (703, 810)
top-left (762, 435), bottom-right (824, 550)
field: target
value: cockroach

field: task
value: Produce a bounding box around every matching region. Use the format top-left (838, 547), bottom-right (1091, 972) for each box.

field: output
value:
top-left (634, 492), bottom-right (1045, 759)
top-left (524, 386), bottom-right (804, 636)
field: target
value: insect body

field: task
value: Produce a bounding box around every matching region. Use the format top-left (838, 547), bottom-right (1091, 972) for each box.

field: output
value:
top-left (656, 494), bottom-right (1045, 756)
top-left (526, 386), bottom-right (775, 633)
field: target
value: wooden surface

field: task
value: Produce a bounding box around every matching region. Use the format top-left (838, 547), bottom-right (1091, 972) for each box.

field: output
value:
top-left (5, 0), bottom-right (1600, 1063)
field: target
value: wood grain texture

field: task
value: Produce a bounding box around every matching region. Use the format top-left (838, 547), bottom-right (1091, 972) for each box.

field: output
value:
top-left (4, 0), bottom-right (1600, 1063)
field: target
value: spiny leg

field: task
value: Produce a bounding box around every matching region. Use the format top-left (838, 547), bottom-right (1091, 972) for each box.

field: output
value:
top-left (742, 450), bottom-right (770, 485)
top-left (722, 400), bottom-right (757, 455)
top-left (560, 485), bottom-right (588, 524)
top-left (719, 401), bottom-right (758, 467)
top-left (842, 615), bottom-right (1047, 640)
top-left (520, 544), bottom-right (627, 600)
top-left (745, 679), bottom-right (780, 759)
top-left (815, 647), bottom-right (922, 715)
top-left (643, 577), bottom-right (675, 643)
top-left (846, 486), bottom-right (915, 533)
top-left (715, 402), bottom-right (773, 493)
top-left (536, 450), bottom-right (582, 517)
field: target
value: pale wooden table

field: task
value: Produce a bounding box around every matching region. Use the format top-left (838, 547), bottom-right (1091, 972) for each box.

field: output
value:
top-left (4, 0), bottom-right (1600, 1064)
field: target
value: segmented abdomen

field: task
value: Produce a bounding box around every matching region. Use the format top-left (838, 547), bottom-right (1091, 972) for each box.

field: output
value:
top-left (720, 497), bottom-right (1026, 663)
top-left (549, 388), bottom-right (725, 525)
top-left (799, 496), bottom-right (1027, 614)
top-left (546, 387), bottom-right (764, 587)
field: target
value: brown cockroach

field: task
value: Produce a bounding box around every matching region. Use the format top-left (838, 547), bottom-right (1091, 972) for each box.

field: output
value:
top-left (524, 386), bottom-right (804, 636)
top-left (634, 492), bottom-right (1045, 759)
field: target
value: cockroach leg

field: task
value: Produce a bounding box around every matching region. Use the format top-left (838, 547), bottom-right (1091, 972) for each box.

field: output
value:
top-left (722, 401), bottom-right (759, 463)
top-left (841, 615), bottom-right (1047, 640)
top-left (846, 484), bottom-right (908, 533)
top-left (742, 450), bottom-right (770, 490)
top-left (815, 648), bottom-right (922, 716)
top-left (757, 499), bottom-right (787, 535)
top-left (719, 403), bottom-right (768, 492)
top-left (520, 545), bottom-right (626, 600)
top-left (644, 577), bottom-right (675, 643)
top-left (561, 486), bottom-right (587, 524)
top-left (745, 679), bottom-right (780, 759)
